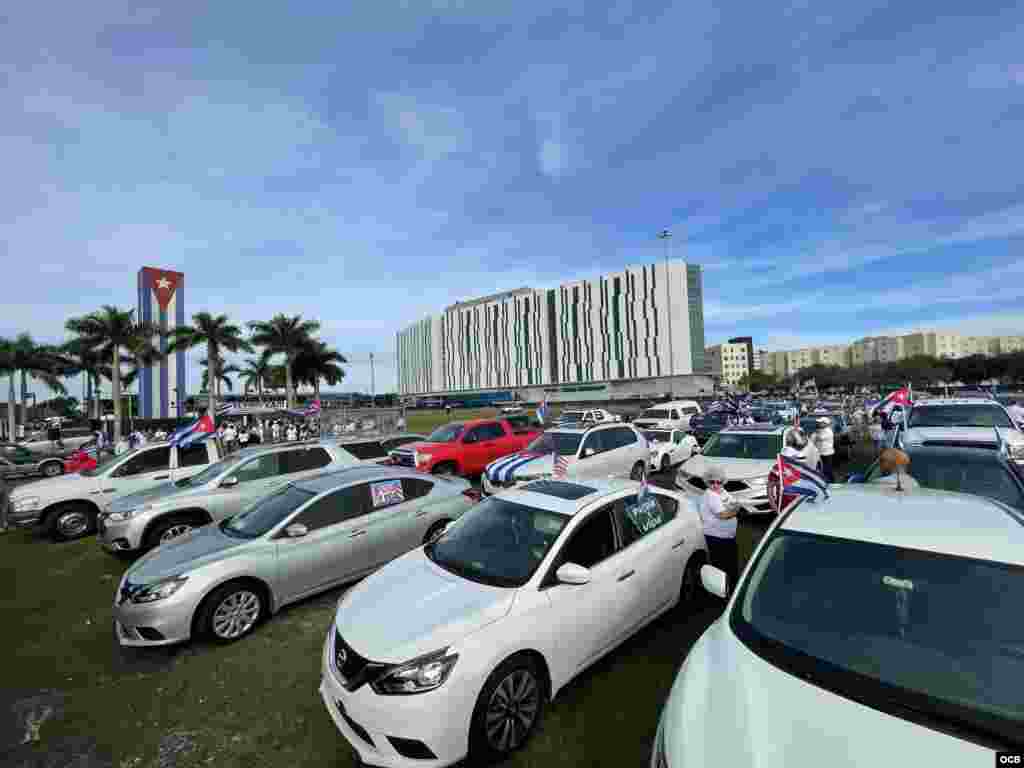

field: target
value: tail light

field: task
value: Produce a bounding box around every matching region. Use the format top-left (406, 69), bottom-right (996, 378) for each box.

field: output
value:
top-left (462, 489), bottom-right (482, 502)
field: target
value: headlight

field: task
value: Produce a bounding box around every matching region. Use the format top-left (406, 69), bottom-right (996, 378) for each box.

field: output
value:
top-left (414, 450), bottom-right (431, 466)
top-left (107, 503), bottom-right (153, 522)
top-left (1009, 443), bottom-right (1024, 460)
top-left (371, 648), bottom-right (459, 695)
top-left (130, 576), bottom-right (188, 603)
top-left (12, 496), bottom-right (41, 512)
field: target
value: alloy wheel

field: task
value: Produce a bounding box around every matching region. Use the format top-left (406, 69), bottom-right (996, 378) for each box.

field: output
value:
top-left (159, 524), bottom-right (193, 543)
top-left (211, 590), bottom-right (261, 640)
top-left (484, 669), bottom-right (540, 753)
top-left (57, 510), bottom-right (89, 538)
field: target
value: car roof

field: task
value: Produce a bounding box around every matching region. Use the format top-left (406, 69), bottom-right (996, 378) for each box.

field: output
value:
top-left (495, 477), bottom-right (647, 516)
top-left (646, 400), bottom-right (699, 408)
top-left (548, 422), bottom-right (624, 435)
top-left (719, 424), bottom-right (786, 434)
top-left (292, 464), bottom-right (428, 494)
top-left (912, 398), bottom-right (1000, 407)
top-left (782, 485), bottom-right (1024, 565)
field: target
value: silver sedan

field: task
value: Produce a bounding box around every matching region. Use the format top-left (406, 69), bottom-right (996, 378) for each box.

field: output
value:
top-left (112, 465), bottom-right (478, 647)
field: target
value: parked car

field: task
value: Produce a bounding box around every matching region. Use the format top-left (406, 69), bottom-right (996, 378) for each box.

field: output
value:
top-left (847, 443), bottom-right (1024, 511)
top-left (481, 423), bottom-right (650, 495)
top-left (98, 441), bottom-right (366, 555)
top-left (330, 434), bottom-right (425, 464)
top-left (901, 398), bottom-right (1024, 464)
top-left (320, 477), bottom-right (708, 767)
top-left (676, 425), bottom-right (820, 516)
top-left (0, 442), bottom-right (68, 480)
top-left (555, 408), bottom-right (622, 426)
top-left (112, 466), bottom-right (477, 647)
top-left (688, 412), bottom-right (733, 445)
top-left (653, 484), bottom-right (1022, 766)
top-left (632, 401), bottom-right (702, 432)
top-left (19, 426), bottom-right (95, 454)
top-left (7, 438), bottom-right (224, 540)
top-left (63, 444), bottom-right (101, 474)
top-left (641, 428), bottom-right (700, 473)
top-left (389, 419), bottom-right (543, 477)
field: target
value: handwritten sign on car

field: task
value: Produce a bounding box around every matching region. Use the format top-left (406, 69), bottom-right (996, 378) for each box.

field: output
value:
top-left (625, 496), bottom-right (664, 535)
top-left (371, 479), bottom-right (405, 508)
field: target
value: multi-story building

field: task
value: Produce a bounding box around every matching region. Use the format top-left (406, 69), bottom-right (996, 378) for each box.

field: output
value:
top-left (705, 341), bottom-right (751, 386)
top-left (812, 344), bottom-right (851, 368)
top-left (396, 260), bottom-right (710, 399)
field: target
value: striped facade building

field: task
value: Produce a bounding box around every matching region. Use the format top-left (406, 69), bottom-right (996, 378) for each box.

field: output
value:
top-left (396, 260), bottom-right (705, 396)
top-left (136, 267), bottom-right (187, 418)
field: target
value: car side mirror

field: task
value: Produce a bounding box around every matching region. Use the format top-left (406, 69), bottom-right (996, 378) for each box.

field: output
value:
top-left (583, 447), bottom-right (596, 457)
top-left (701, 564), bottom-right (728, 598)
top-left (556, 562), bottom-right (591, 585)
top-left (285, 523), bottom-right (308, 538)
top-left (220, 476), bottom-right (239, 488)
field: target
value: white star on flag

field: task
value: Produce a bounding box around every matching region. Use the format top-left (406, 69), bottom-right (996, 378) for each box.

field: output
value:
top-left (155, 277), bottom-right (171, 291)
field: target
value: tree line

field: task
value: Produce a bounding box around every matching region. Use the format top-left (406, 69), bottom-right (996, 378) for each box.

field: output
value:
top-left (0, 308), bottom-right (346, 443)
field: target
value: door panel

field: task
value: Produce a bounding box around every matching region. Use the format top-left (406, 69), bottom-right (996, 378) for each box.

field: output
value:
top-left (101, 446), bottom-right (172, 497)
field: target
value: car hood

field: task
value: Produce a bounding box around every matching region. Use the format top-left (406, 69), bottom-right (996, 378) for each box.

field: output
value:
top-left (107, 481), bottom-right (205, 513)
top-left (126, 524), bottom-right (247, 584)
top-left (484, 451), bottom-right (555, 482)
top-left (680, 454), bottom-right (775, 481)
top-left (904, 426), bottom-right (1023, 446)
top-left (664, 621), bottom-right (988, 767)
top-left (404, 441), bottom-right (458, 454)
top-left (336, 548), bottom-right (515, 663)
top-left (9, 471), bottom-right (99, 501)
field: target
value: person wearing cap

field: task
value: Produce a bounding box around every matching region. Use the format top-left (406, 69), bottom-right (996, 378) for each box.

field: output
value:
top-left (782, 427), bottom-right (811, 462)
top-left (699, 465), bottom-right (740, 596)
top-left (812, 416), bottom-right (835, 483)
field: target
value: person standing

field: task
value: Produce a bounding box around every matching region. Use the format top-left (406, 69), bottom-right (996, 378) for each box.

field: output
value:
top-left (286, 422), bottom-right (298, 442)
top-left (224, 422), bottom-right (237, 453)
top-left (813, 416), bottom-right (835, 483)
top-left (238, 426), bottom-right (250, 448)
top-left (699, 466), bottom-right (740, 595)
top-left (271, 421), bottom-right (281, 443)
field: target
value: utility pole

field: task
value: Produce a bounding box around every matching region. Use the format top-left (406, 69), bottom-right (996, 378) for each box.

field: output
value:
top-left (658, 229), bottom-right (675, 381)
top-left (370, 352), bottom-right (375, 409)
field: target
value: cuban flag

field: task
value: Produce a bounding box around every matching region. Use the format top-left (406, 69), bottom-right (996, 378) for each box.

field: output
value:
top-left (768, 454), bottom-right (830, 514)
top-left (83, 445), bottom-right (98, 460)
top-left (636, 470), bottom-right (649, 503)
top-left (869, 387), bottom-right (912, 417)
top-left (485, 451), bottom-right (548, 483)
top-left (169, 414), bottom-right (215, 448)
top-left (304, 399), bottom-right (322, 417)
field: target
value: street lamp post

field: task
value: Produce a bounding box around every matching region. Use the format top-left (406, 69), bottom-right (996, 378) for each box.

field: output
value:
top-left (658, 229), bottom-right (675, 384)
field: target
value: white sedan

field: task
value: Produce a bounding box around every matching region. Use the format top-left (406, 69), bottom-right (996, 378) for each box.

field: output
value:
top-left (320, 478), bottom-right (708, 767)
top-left (652, 484), bottom-right (1021, 767)
top-left (639, 428), bottom-right (700, 473)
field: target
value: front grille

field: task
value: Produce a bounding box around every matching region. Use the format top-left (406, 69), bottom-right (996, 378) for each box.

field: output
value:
top-left (388, 736), bottom-right (437, 760)
top-left (724, 480), bottom-right (748, 493)
top-left (688, 477), bottom-right (707, 491)
top-left (392, 452), bottom-right (415, 467)
top-left (333, 630), bottom-right (390, 692)
top-left (335, 700), bottom-right (374, 747)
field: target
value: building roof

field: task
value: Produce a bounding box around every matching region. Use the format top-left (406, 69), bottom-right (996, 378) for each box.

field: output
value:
top-left (783, 485), bottom-right (1024, 566)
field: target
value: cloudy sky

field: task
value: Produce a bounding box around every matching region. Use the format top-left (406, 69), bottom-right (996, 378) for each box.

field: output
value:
top-left (4, 0), bottom-right (1024, 397)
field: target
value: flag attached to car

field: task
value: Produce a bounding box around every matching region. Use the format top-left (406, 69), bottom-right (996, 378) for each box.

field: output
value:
top-left (537, 398), bottom-right (549, 424)
top-left (768, 454), bottom-right (830, 514)
top-left (169, 414), bottom-right (215, 448)
top-left (869, 387), bottom-right (913, 417)
top-left (553, 451), bottom-right (568, 479)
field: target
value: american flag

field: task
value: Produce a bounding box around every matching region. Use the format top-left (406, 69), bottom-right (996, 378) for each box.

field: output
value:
top-left (637, 469), bottom-right (649, 503)
top-left (553, 451), bottom-right (568, 479)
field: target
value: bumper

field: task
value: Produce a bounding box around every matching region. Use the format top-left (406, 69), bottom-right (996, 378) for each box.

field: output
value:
top-left (112, 591), bottom-right (196, 647)
top-left (97, 514), bottom-right (145, 553)
top-left (8, 505), bottom-right (42, 527)
top-left (318, 634), bottom-right (472, 768)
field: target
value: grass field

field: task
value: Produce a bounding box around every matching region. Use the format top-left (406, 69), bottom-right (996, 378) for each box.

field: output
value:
top-left (404, 408), bottom-right (502, 436)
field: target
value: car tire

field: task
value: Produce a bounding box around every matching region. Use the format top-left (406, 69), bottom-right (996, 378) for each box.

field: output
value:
top-left (679, 550), bottom-right (709, 609)
top-left (40, 461), bottom-right (63, 478)
top-left (423, 519), bottom-right (449, 545)
top-left (630, 461), bottom-right (646, 481)
top-left (469, 654), bottom-right (547, 763)
top-left (432, 462), bottom-right (458, 477)
top-left (45, 502), bottom-right (96, 542)
top-left (659, 455), bottom-right (671, 474)
top-left (197, 581), bottom-right (265, 644)
top-left (145, 515), bottom-right (201, 550)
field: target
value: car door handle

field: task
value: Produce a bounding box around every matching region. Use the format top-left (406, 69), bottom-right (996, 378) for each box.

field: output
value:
top-left (617, 570), bottom-right (635, 582)
top-left (672, 539), bottom-right (686, 550)
top-left (414, 510), bottom-right (428, 517)
top-left (153, 475), bottom-right (169, 480)
top-left (349, 530), bottom-right (367, 538)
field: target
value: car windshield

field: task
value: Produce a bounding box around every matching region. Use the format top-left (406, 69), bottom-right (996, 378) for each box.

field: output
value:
top-left (426, 424), bottom-right (464, 443)
top-left (560, 411), bottom-right (585, 422)
top-left (80, 448), bottom-right (140, 477)
top-left (642, 430), bottom-right (673, 443)
top-left (909, 405), bottom-right (1013, 428)
top-left (733, 530), bottom-right (1024, 746)
top-left (526, 432), bottom-right (583, 456)
top-left (640, 408), bottom-right (671, 420)
top-left (702, 433), bottom-right (781, 459)
top-left (220, 485), bottom-right (315, 539)
top-left (175, 455), bottom-right (244, 488)
top-left (868, 452), bottom-right (1024, 510)
top-left (424, 497), bottom-right (570, 587)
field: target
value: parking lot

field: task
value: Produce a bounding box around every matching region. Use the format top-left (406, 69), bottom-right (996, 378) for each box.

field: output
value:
top-left (1, 413), bottom-right (871, 768)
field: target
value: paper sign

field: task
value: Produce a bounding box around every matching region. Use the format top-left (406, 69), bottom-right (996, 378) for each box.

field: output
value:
top-left (371, 479), bottom-right (405, 508)
top-left (625, 496), bottom-right (663, 535)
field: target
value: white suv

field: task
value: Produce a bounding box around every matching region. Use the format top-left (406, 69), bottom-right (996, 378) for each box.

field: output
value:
top-left (653, 484), bottom-right (1022, 767)
top-left (902, 398), bottom-right (1024, 464)
top-left (482, 423), bottom-right (650, 495)
top-left (632, 400), bottom-right (702, 432)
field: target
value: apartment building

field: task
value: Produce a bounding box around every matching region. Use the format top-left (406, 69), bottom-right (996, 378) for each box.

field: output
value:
top-left (705, 341), bottom-right (752, 386)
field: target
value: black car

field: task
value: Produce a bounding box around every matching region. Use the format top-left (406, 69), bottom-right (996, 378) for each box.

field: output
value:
top-left (689, 412), bottom-right (734, 445)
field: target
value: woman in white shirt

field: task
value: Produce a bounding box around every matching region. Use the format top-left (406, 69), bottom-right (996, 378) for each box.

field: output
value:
top-left (699, 465), bottom-right (740, 595)
top-left (812, 417), bottom-right (835, 483)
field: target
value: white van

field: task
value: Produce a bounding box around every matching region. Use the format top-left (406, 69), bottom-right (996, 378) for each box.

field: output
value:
top-left (632, 400), bottom-right (703, 431)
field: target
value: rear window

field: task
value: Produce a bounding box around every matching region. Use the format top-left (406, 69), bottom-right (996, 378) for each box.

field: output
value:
top-left (909, 405), bottom-right (1012, 428)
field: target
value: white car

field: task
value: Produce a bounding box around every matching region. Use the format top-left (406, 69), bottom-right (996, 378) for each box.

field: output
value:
top-left (676, 425), bottom-right (819, 516)
top-left (632, 400), bottom-right (703, 432)
top-left (901, 398), bottom-right (1024, 464)
top-left (481, 423), bottom-right (649, 495)
top-left (556, 408), bottom-right (621, 426)
top-left (652, 484), bottom-right (1022, 767)
top-left (639, 428), bottom-right (700, 473)
top-left (320, 478), bottom-right (708, 767)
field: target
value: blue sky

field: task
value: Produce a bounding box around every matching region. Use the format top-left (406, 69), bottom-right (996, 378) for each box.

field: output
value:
top-left (4, 0), bottom-right (1024, 397)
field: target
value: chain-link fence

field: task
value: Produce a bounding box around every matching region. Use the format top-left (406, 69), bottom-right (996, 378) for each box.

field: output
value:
top-left (318, 407), bottom-right (404, 438)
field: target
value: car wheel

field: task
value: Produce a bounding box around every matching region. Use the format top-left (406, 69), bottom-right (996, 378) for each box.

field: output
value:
top-left (41, 461), bottom-right (63, 478)
top-left (145, 515), bottom-right (200, 550)
top-left (198, 582), bottom-right (265, 644)
top-left (469, 654), bottom-right (547, 762)
top-left (432, 462), bottom-right (458, 477)
top-left (423, 519), bottom-right (449, 545)
top-left (630, 461), bottom-right (646, 481)
top-left (679, 550), bottom-right (709, 608)
top-left (46, 503), bottom-right (95, 542)
top-left (660, 455), bottom-right (670, 474)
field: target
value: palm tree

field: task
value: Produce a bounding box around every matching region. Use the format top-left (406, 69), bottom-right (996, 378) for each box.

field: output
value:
top-left (199, 358), bottom-right (241, 397)
top-left (240, 352), bottom-right (274, 405)
top-left (0, 337), bottom-right (14, 442)
top-left (60, 338), bottom-right (107, 420)
top-left (166, 312), bottom-right (252, 421)
top-left (294, 340), bottom-right (347, 398)
top-left (3, 334), bottom-right (68, 437)
top-left (65, 307), bottom-right (158, 444)
top-left (247, 314), bottom-right (320, 409)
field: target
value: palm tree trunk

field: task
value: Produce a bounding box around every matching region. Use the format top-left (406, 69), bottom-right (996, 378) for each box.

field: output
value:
top-left (285, 357), bottom-right (295, 409)
top-left (208, 353), bottom-right (217, 420)
top-left (111, 345), bottom-right (122, 444)
top-left (20, 370), bottom-right (27, 428)
top-left (7, 374), bottom-right (16, 442)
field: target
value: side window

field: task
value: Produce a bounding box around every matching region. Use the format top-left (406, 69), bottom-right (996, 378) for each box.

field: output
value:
top-left (231, 454), bottom-right (280, 483)
top-left (280, 447), bottom-right (332, 474)
top-left (673, 431), bottom-right (685, 444)
top-left (617, 493), bottom-right (678, 547)
top-left (343, 441), bottom-right (388, 460)
top-left (581, 430), bottom-right (606, 456)
top-left (477, 423), bottom-right (505, 441)
top-left (555, 508), bottom-right (617, 569)
top-left (670, 410), bottom-right (680, 420)
top-left (616, 427), bottom-right (637, 447)
top-left (401, 477), bottom-right (434, 500)
top-left (177, 442), bottom-right (211, 468)
top-left (117, 447), bottom-right (171, 476)
top-left (293, 484), bottom-right (371, 531)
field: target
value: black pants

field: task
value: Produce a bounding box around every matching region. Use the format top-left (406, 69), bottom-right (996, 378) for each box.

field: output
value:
top-left (704, 535), bottom-right (738, 595)
top-left (821, 454), bottom-right (835, 483)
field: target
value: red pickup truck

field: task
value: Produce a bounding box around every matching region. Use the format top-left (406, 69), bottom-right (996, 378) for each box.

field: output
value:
top-left (389, 418), bottom-right (542, 477)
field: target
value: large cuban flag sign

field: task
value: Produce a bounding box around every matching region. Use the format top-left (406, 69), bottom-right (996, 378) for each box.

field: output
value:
top-left (137, 267), bottom-right (186, 419)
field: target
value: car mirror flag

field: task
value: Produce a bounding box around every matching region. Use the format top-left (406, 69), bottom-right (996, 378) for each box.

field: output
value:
top-left (768, 453), bottom-right (830, 515)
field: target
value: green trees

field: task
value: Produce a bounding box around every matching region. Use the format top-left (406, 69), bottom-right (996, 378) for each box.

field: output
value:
top-left (167, 312), bottom-right (252, 421)
top-left (247, 314), bottom-right (321, 408)
top-left (294, 340), bottom-right (346, 398)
